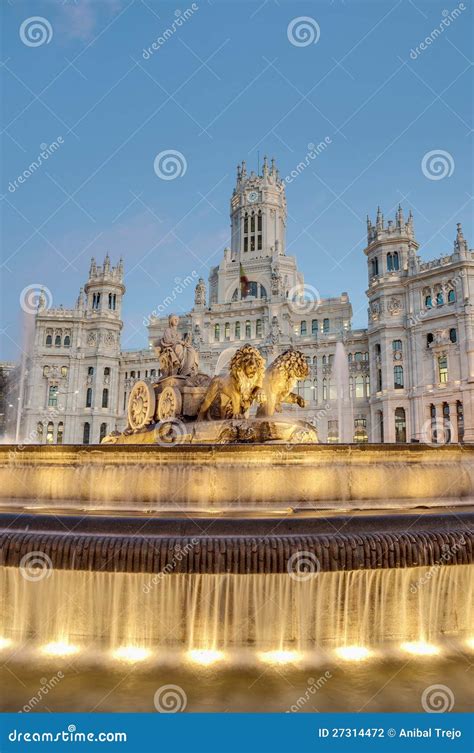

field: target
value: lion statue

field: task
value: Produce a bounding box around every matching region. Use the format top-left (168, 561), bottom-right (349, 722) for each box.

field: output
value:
top-left (256, 350), bottom-right (309, 417)
top-left (197, 344), bottom-right (266, 420)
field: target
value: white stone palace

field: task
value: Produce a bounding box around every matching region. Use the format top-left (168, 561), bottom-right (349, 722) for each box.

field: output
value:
top-left (19, 157), bottom-right (474, 444)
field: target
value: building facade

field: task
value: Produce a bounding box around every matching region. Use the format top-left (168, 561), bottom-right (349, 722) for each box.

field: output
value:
top-left (20, 158), bottom-right (474, 444)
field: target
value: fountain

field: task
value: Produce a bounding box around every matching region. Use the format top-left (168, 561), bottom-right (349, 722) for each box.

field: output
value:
top-left (0, 339), bottom-right (472, 710)
top-left (334, 341), bottom-right (354, 444)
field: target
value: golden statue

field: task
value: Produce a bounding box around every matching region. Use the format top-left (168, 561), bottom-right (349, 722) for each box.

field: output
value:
top-left (197, 344), bottom-right (266, 420)
top-left (256, 350), bottom-right (309, 417)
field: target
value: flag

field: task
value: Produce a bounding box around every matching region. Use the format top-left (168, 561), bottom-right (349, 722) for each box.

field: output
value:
top-left (240, 263), bottom-right (249, 298)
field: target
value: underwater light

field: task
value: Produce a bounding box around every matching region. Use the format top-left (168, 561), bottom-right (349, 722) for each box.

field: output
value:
top-left (112, 646), bottom-right (151, 663)
top-left (334, 646), bottom-right (372, 661)
top-left (400, 641), bottom-right (440, 656)
top-left (258, 650), bottom-right (302, 665)
top-left (186, 649), bottom-right (224, 666)
top-left (0, 637), bottom-right (12, 650)
top-left (41, 641), bottom-right (80, 657)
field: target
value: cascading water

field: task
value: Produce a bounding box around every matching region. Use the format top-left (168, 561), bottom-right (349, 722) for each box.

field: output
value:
top-left (1, 565), bottom-right (472, 662)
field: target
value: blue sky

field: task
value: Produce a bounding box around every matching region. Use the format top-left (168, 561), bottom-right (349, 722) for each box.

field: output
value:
top-left (1, 0), bottom-right (472, 360)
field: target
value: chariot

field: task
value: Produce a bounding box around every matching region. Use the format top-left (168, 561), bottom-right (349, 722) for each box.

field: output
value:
top-left (127, 374), bottom-right (210, 431)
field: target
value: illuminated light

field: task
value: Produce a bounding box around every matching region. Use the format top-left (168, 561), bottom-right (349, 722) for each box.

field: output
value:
top-left (41, 641), bottom-right (80, 657)
top-left (186, 649), bottom-right (224, 666)
top-left (112, 646), bottom-right (151, 663)
top-left (0, 637), bottom-right (12, 650)
top-left (400, 641), bottom-right (440, 656)
top-left (465, 637), bottom-right (474, 651)
top-left (334, 646), bottom-right (372, 661)
top-left (258, 650), bottom-right (302, 665)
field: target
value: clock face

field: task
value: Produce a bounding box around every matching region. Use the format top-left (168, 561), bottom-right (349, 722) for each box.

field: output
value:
top-left (247, 190), bottom-right (259, 203)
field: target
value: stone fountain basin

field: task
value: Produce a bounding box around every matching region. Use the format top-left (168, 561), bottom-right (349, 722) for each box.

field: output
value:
top-left (0, 443), bottom-right (473, 513)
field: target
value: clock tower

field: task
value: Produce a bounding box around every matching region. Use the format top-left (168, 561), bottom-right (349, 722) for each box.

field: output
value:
top-left (230, 156), bottom-right (287, 260)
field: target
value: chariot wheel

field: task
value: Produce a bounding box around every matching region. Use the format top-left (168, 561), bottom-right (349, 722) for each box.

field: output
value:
top-left (128, 380), bottom-right (156, 430)
top-left (157, 385), bottom-right (182, 421)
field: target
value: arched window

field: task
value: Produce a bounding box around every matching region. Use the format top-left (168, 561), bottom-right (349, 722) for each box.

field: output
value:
top-left (83, 422), bottom-right (90, 445)
top-left (100, 423), bottom-right (107, 442)
top-left (394, 365), bottom-right (404, 389)
top-left (311, 319), bottom-right (318, 335)
top-left (88, 367), bottom-right (94, 376)
top-left (92, 292), bottom-right (101, 310)
top-left (130, 370), bottom-right (135, 379)
top-left (37, 422), bottom-right (43, 443)
top-left (54, 334), bottom-right (61, 347)
top-left (323, 318), bottom-right (330, 334)
top-left (322, 355), bottom-right (327, 366)
top-left (61, 366), bottom-right (68, 378)
top-left (43, 365), bottom-right (50, 377)
top-left (214, 323), bottom-right (220, 341)
top-left (48, 385), bottom-right (58, 406)
top-left (256, 319), bottom-right (262, 337)
top-left (245, 320), bottom-right (251, 338)
top-left (150, 369), bottom-right (156, 378)
top-left (64, 335), bottom-right (71, 347)
top-left (102, 388), bottom-right (109, 408)
top-left (57, 422), bottom-right (64, 445)
top-left (436, 291), bottom-right (444, 306)
top-left (365, 374), bottom-right (370, 397)
top-left (394, 408), bottom-right (406, 443)
top-left (104, 367), bottom-right (110, 377)
top-left (328, 354), bottom-right (334, 367)
top-left (235, 321), bottom-right (241, 339)
top-left (438, 355), bottom-right (448, 383)
top-left (45, 333), bottom-right (52, 347)
top-left (322, 378), bottom-right (327, 401)
top-left (86, 388), bottom-right (92, 408)
top-left (426, 333), bottom-right (434, 347)
top-left (386, 252), bottom-right (399, 271)
top-left (371, 258), bottom-right (379, 277)
top-left (448, 289), bottom-right (456, 303)
top-left (392, 340), bottom-right (402, 352)
top-left (425, 294), bottom-right (432, 308)
top-left (300, 321), bottom-right (307, 335)
top-left (348, 353), bottom-right (353, 363)
top-left (449, 328), bottom-right (457, 343)
top-left (248, 281), bottom-right (258, 297)
top-left (354, 352), bottom-right (363, 362)
top-left (108, 293), bottom-right (116, 310)
top-left (224, 322), bottom-right (230, 339)
top-left (46, 422), bottom-right (54, 444)
top-left (260, 285), bottom-right (267, 299)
